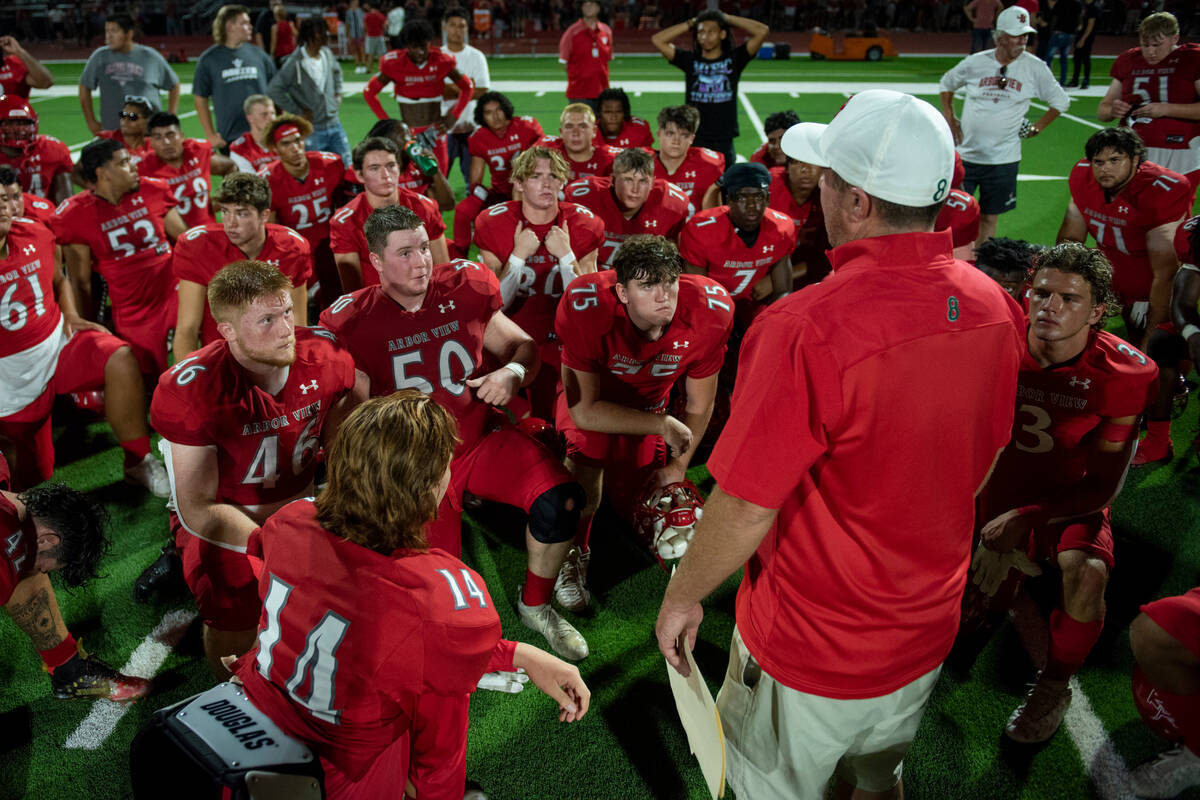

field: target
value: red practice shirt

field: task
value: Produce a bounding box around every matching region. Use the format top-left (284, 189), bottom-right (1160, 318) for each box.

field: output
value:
top-left (329, 190), bottom-right (445, 287)
top-left (379, 47), bottom-right (457, 101)
top-left (260, 152), bottom-right (348, 250)
top-left (594, 117), bottom-right (654, 149)
top-left (1068, 158), bottom-right (1193, 302)
top-left (171, 223), bottom-right (313, 347)
top-left (653, 147), bottom-right (725, 209)
top-left (50, 178), bottom-right (177, 335)
top-left (137, 138), bottom-right (217, 228)
top-left (473, 200), bottom-right (604, 347)
top-left (556, 271), bottom-right (733, 413)
top-left (708, 230), bottom-right (1026, 699)
top-left (679, 206), bottom-right (797, 302)
top-left (934, 188), bottom-right (982, 251)
top-left (559, 18), bottom-right (613, 100)
top-left (364, 9), bottom-right (387, 36)
top-left (983, 330), bottom-right (1157, 514)
top-left (0, 135), bottom-right (72, 198)
top-left (319, 261), bottom-right (502, 450)
top-left (1111, 43), bottom-right (1200, 150)
top-left (150, 328), bottom-right (355, 508)
top-left (564, 175), bottom-right (691, 268)
top-left (535, 135), bottom-right (617, 182)
top-left (468, 116), bottom-right (545, 196)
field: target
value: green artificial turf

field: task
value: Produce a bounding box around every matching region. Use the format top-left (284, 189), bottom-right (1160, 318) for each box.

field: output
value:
top-left (3, 53), bottom-right (1199, 800)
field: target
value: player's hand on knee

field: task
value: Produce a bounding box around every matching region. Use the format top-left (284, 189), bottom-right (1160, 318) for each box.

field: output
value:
top-left (661, 416), bottom-right (692, 459)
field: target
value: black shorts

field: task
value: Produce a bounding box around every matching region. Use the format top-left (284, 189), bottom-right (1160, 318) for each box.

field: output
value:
top-left (962, 160), bottom-right (1019, 215)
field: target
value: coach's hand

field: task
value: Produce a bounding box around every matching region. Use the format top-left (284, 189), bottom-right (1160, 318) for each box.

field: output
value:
top-left (466, 366), bottom-right (521, 406)
top-left (656, 597), bottom-right (703, 678)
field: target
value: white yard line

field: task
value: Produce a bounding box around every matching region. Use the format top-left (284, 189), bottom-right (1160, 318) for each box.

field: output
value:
top-left (67, 110), bottom-right (197, 153)
top-left (64, 608), bottom-right (197, 750)
top-left (1028, 100), bottom-right (1105, 131)
top-left (738, 90), bottom-right (766, 145)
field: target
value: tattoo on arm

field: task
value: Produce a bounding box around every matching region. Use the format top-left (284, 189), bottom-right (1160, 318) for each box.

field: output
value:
top-left (7, 588), bottom-right (64, 650)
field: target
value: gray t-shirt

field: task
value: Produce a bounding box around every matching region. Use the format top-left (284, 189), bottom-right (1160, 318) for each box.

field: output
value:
top-left (193, 43), bottom-right (276, 143)
top-left (80, 44), bottom-right (180, 129)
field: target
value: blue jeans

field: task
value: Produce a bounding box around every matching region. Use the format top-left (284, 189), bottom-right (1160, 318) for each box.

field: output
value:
top-left (970, 27), bottom-right (992, 54)
top-left (306, 124), bottom-right (352, 166)
top-left (1044, 31), bottom-right (1073, 85)
top-left (446, 131), bottom-right (472, 183)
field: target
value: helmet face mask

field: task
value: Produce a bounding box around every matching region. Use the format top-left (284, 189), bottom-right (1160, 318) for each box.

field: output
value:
top-left (0, 97), bottom-right (38, 154)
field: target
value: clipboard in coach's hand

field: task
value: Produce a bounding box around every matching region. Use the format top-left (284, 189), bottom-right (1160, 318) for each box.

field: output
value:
top-left (666, 630), bottom-right (726, 799)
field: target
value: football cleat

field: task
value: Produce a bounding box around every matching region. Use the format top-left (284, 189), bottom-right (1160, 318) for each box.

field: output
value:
top-left (51, 650), bottom-right (151, 702)
top-left (634, 481), bottom-right (705, 561)
top-left (0, 95), bottom-right (38, 154)
top-left (124, 453), bottom-right (170, 498)
top-left (554, 546), bottom-right (591, 612)
top-left (1005, 672), bottom-right (1071, 743)
top-left (133, 541), bottom-right (186, 603)
top-left (518, 593), bottom-right (589, 661)
top-left (1129, 746), bottom-right (1200, 798)
top-left (1132, 434), bottom-right (1173, 467)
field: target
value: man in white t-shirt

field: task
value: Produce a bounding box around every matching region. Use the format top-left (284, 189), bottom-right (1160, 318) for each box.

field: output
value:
top-left (939, 6), bottom-right (1070, 249)
top-left (442, 6), bottom-right (490, 183)
top-left (386, 0), bottom-right (406, 49)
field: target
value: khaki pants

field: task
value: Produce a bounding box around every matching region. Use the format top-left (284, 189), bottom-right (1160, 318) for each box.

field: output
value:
top-left (716, 626), bottom-right (942, 799)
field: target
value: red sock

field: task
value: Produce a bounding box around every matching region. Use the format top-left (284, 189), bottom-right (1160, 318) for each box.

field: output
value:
top-left (1133, 664), bottom-right (1200, 752)
top-left (521, 570), bottom-right (556, 607)
top-left (1044, 607), bottom-right (1103, 680)
top-left (1147, 420), bottom-right (1172, 441)
top-left (573, 513), bottom-right (594, 551)
top-left (121, 435), bottom-right (151, 468)
top-left (39, 634), bottom-right (79, 671)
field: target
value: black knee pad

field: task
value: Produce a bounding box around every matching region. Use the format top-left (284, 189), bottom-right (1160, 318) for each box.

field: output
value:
top-left (527, 482), bottom-right (585, 544)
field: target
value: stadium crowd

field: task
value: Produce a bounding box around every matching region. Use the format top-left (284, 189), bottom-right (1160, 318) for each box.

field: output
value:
top-left (2, 2), bottom-right (1200, 798)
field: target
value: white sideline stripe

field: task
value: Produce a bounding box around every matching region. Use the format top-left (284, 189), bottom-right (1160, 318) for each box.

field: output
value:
top-left (1029, 100), bottom-right (1106, 131)
top-left (67, 110), bottom-right (198, 153)
top-left (1011, 594), bottom-right (1134, 799)
top-left (738, 90), bottom-right (766, 144)
top-left (63, 608), bottom-right (197, 751)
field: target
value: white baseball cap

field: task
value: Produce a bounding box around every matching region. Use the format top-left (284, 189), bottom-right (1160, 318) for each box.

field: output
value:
top-left (779, 90), bottom-right (955, 207)
top-left (996, 6), bottom-right (1037, 36)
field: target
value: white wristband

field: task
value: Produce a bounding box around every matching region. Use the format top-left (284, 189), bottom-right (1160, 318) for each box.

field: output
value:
top-left (498, 255), bottom-right (527, 307)
top-left (502, 361), bottom-right (527, 383)
top-left (557, 252), bottom-right (577, 270)
top-left (506, 254), bottom-right (527, 272)
top-left (1183, 324), bottom-right (1200, 341)
top-left (557, 251), bottom-right (579, 290)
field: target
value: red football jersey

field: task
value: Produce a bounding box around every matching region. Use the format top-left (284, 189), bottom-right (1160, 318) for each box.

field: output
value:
top-left (653, 147), bottom-right (725, 208)
top-left (473, 200), bottom-right (604, 345)
top-left (1176, 214), bottom-right (1199, 264)
top-left (50, 178), bottom-right (176, 332)
top-left (0, 55), bottom-right (29, 98)
top-left (319, 261), bottom-right (501, 449)
top-left (172, 223), bottom-right (314, 346)
top-left (137, 138), bottom-right (216, 228)
top-left (260, 153), bottom-right (347, 249)
top-left (1111, 43), bottom-right (1200, 150)
top-left (150, 327), bottom-right (355, 508)
top-left (1068, 158), bottom-right (1193, 302)
top-left (984, 330), bottom-right (1157, 512)
top-left (96, 129), bottom-right (152, 167)
top-left (329, 190), bottom-right (445, 287)
top-left (767, 167), bottom-right (830, 279)
top-left (534, 136), bottom-right (617, 182)
top-left (0, 135), bottom-right (72, 198)
top-left (397, 159), bottom-right (433, 194)
top-left (19, 192), bottom-right (55, 228)
top-left (230, 132), bottom-right (279, 173)
top-left (935, 188), bottom-right (982, 250)
top-left (0, 468), bottom-right (36, 605)
top-left (379, 47), bottom-right (458, 101)
top-left (679, 206), bottom-right (798, 301)
top-left (468, 116), bottom-right (545, 196)
top-left (235, 499), bottom-right (502, 783)
top-left (564, 175), bottom-right (692, 268)
top-left (556, 271), bottom-right (733, 412)
top-left (0, 220), bottom-right (60, 358)
top-left (750, 141), bottom-right (782, 167)
top-left (593, 117), bottom-right (654, 149)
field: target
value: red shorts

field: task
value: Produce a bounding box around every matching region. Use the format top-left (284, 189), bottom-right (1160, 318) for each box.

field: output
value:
top-left (424, 424), bottom-right (573, 556)
top-left (1027, 508), bottom-right (1115, 570)
top-left (0, 329), bottom-right (126, 488)
top-left (1142, 588), bottom-right (1200, 662)
top-left (172, 511), bottom-right (262, 631)
top-left (115, 294), bottom-right (177, 376)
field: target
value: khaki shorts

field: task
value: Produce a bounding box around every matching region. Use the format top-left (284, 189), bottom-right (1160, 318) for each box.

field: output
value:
top-left (716, 625), bottom-right (942, 799)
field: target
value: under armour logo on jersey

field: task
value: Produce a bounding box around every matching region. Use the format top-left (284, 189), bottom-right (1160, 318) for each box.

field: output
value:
top-left (264, 259), bottom-right (280, 266)
top-left (685, 170), bottom-right (696, 178)
top-left (187, 157), bottom-right (199, 166)
top-left (314, 177), bottom-right (324, 185)
top-left (673, 340), bottom-right (689, 349)
top-left (439, 301), bottom-right (456, 313)
top-left (22, 244), bottom-right (36, 255)
top-left (763, 244), bottom-right (774, 253)
top-left (299, 380), bottom-right (319, 394)
top-left (1069, 377), bottom-right (1091, 390)
top-left (644, 220), bottom-right (658, 229)
top-left (132, 196), bottom-right (145, 206)
top-left (1118, 205), bottom-right (1130, 214)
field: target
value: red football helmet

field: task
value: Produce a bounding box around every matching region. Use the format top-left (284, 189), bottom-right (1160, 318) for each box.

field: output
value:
top-left (634, 480), bottom-right (705, 561)
top-left (0, 96), bottom-right (38, 154)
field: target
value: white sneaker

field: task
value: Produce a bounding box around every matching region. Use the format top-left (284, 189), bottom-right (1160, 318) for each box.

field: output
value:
top-left (354, 65), bottom-right (367, 73)
top-left (124, 454), bottom-right (170, 498)
top-left (1130, 746), bottom-right (1200, 798)
top-left (517, 593), bottom-right (589, 661)
top-left (554, 547), bottom-right (590, 612)
top-left (1005, 673), bottom-right (1072, 743)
